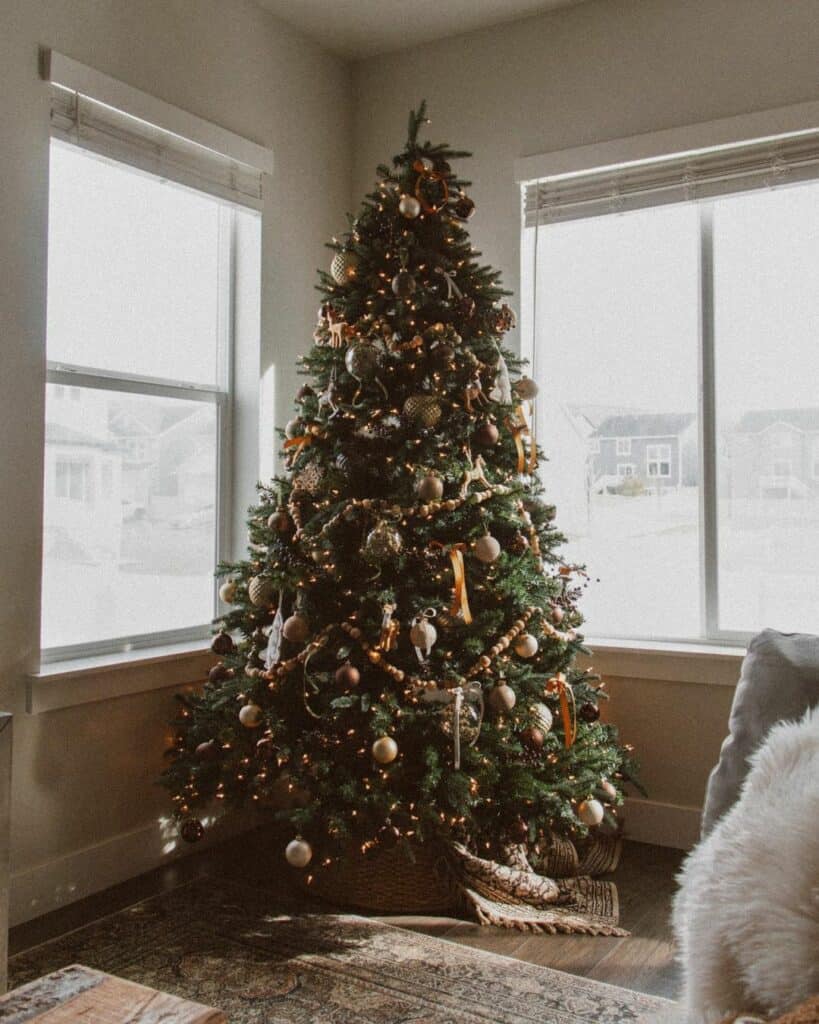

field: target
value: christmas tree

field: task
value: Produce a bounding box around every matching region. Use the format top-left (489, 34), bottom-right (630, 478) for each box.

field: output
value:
top-left (163, 105), bottom-right (636, 920)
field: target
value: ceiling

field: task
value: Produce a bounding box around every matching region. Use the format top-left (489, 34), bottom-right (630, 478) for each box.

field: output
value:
top-left (254, 0), bottom-right (588, 59)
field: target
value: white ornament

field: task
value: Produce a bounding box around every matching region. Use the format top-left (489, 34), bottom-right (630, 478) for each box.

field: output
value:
top-left (409, 609), bottom-right (437, 662)
top-left (514, 633), bottom-right (539, 658)
top-left (218, 580), bottom-right (237, 604)
top-left (600, 778), bottom-right (617, 800)
top-left (282, 613), bottom-right (310, 644)
top-left (285, 837), bottom-right (313, 868)
top-left (532, 702), bottom-right (553, 733)
top-left (474, 533), bottom-right (501, 564)
top-left (239, 703), bottom-right (263, 728)
top-left (285, 418), bottom-right (302, 438)
top-left (578, 798), bottom-right (605, 826)
top-left (399, 194), bottom-right (421, 219)
top-left (372, 736), bottom-right (398, 764)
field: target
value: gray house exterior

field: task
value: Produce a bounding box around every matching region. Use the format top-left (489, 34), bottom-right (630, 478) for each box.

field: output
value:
top-left (729, 408), bottom-right (819, 500)
top-left (590, 412), bottom-right (697, 492)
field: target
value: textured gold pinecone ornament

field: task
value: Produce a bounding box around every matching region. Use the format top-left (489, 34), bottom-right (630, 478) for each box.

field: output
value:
top-left (362, 520), bottom-right (403, 563)
top-left (402, 393), bottom-right (442, 430)
top-left (330, 250), bottom-right (359, 285)
top-left (248, 576), bottom-right (276, 608)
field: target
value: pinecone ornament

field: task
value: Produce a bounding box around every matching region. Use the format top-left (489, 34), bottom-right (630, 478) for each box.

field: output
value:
top-left (402, 393), bottom-right (442, 430)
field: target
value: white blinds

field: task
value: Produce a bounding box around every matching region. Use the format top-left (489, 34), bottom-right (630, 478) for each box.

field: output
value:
top-left (523, 129), bottom-right (819, 226)
top-left (50, 84), bottom-right (265, 211)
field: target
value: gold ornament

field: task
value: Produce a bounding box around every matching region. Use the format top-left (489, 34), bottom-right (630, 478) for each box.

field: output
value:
top-left (292, 461), bottom-right (325, 497)
top-left (513, 376), bottom-right (539, 401)
top-left (248, 576), bottom-right (276, 608)
top-left (330, 250), bottom-right (359, 285)
top-left (285, 837), bottom-right (313, 867)
top-left (372, 736), bottom-right (398, 764)
top-left (238, 703), bottom-right (263, 728)
top-left (282, 613), bottom-right (310, 644)
top-left (578, 798), bottom-right (605, 826)
top-left (402, 393), bottom-right (442, 429)
top-left (474, 533), bottom-right (501, 564)
top-left (488, 683), bottom-right (516, 712)
top-left (398, 194), bottom-right (421, 219)
top-left (532, 701), bottom-right (554, 733)
top-left (514, 633), bottom-right (539, 658)
top-left (439, 701), bottom-right (482, 746)
top-left (218, 580), bottom-right (237, 604)
top-left (363, 520), bottom-right (403, 563)
top-left (417, 473), bottom-right (444, 501)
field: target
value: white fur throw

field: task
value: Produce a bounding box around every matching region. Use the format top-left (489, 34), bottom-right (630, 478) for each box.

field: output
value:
top-left (673, 707), bottom-right (819, 1023)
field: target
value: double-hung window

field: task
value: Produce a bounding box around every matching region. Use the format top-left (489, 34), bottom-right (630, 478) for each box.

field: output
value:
top-left (522, 115), bottom-right (819, 643)
top-left (42, 61), bottom-right (265, 661)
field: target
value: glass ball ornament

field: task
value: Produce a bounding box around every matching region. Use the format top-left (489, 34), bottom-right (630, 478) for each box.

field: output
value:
top-left (392, 269), bottom-right (417, 298)
top-left (514, 633), bottom-right (539, 658)
top-left (402, 393), bottom-right (442, 430)
top-left (285, 837), bottom-right (313, 868)
top-left (398, 194), bottom-right (421, 218)
top-left (239, 703), bottom-right (264, 728)
top-left (474, 533), bottom-right (501, 564)
top-left (578, 798), bottom-right (605, 826)
top-left (372, 736), bottom-right (398, 764)
top-left (344, 341), bottom-right (382, 381)
top-left (180, 817), bottom-right (205, 843)
top-left (363, 520), bottom-right (403, 563)
top-left (439, 701), bottom-right (481, 746)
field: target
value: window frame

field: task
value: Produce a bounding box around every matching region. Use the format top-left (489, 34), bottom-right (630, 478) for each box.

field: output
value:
top-left (41, 170), bottom-right (237, 665)
top-left (615, 437), bottom-right (631, 455)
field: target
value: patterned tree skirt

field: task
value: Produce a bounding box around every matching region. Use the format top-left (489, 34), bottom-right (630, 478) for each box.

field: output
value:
top-left (9, 879), bottom-right (675, 1023)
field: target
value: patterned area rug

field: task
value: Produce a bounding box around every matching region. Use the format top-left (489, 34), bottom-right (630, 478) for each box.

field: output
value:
top-left (9, 880), bottom-right (674, 1023)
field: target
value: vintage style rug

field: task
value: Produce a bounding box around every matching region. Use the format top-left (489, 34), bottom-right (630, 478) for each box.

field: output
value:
top-left (9, 879), bottom-right (673, 1023)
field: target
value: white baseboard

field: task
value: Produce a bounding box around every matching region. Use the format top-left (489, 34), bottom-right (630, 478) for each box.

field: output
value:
top-left (624, 796), bottom-right (701, 851)
top-left (10, 812), bottom-right (253, 927)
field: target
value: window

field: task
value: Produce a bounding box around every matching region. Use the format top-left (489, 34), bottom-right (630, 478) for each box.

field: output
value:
top-left (616, 438), bottom-right (631, 455)
top-left (646, 444), bottom-right (672, 478)
top-left (523, 126), bottom-right (819, 642)
top-left (617, 463), bottom-right (635, 477)
top-left (42, 117), bottom-right (262, 660)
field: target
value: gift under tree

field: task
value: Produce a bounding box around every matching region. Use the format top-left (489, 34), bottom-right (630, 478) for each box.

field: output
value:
top-left (162, 104), bottom-right (637, 934)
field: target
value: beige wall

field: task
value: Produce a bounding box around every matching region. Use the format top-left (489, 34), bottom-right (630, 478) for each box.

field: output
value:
top-left (0, 0), bottom-right (351, 923)
top-left (351, 0), bottom-right (819, 833)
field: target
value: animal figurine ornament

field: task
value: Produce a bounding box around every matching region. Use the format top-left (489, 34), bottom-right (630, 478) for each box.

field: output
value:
top-left (459, 452), bottom-right (493, 498)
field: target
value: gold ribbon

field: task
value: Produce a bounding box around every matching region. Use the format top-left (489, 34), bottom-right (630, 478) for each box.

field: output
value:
top-left (430, 542), bottom-right (472, 625)
top-left (506, 405), bottom-right (537, 475)
top-left (284, 434), bottom-right (313, 459)
top-left (546, 672), bottom-right (577, 749)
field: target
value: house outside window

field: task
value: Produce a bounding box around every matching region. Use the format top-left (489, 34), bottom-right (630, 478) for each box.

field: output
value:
top-left (617, 463), bottom-right (635, 477)
top-left (522, 121), bottom-right (819, 642)
top-left (42, 78), bottom-right (263, 662)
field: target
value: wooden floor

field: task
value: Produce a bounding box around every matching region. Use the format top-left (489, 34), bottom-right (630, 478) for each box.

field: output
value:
top-left (10, 829), bottom-right (684, 1001)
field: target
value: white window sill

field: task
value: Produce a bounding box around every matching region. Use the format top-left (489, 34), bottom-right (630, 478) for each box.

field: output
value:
top-left (579, 636), bottom-right (745, 686)
top-left (27, 640), bottom-right (216, 714)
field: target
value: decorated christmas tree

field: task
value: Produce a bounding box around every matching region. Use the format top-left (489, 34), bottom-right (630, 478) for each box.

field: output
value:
top-left (163, 104), bottom-right (637, 933)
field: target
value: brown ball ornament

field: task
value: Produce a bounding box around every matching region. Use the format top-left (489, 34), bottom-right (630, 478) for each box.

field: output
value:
top-left (510, 532), bottom-right (530, 555)
top-left (208, 663), bottom-right (230, 683)
top-left (513, 376), bottom-right (539, 401)
top-left (180, 818), bottom-right (204, 843)
top-left (521, 726), bottom-right (545, 750)
top-left (239, 703), bottom-right (264, 728)
top-left (450, 193), bottom-right (476, 221)
top-left (475, 421), bottom-right (499, 446)
top-left (474, 533), bottom-right (501, 564)
top-left (579, 702), bottom-right (600, 723)
top-left (195, 739), bottom-right (220, 761)
top-left (392, 270), bottom-right (417, 298)
top-left (211, 632), bottom-right (234, 656)
top-left (488, 683), bottom-right (516, 713)
top-left (509, 816), bottom-right (529, 842)
top-left (335, 663), bottom-right (360, 687)
top-left (417, 473), bottom-right (444, 501)
top-left (282, 613), bottom-right (310, 644)
top-left (431, 342), bottom-right (455, 366)
top-left (372, 736), bottom-right (398, 764)
top-left (268, 509), bottom-right (292, 533)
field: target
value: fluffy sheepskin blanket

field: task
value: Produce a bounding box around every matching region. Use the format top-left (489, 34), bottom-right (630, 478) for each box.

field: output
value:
top-left (673, 707), bottom-right (819, 1023)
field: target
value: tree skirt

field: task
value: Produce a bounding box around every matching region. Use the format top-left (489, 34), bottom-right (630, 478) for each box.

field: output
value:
top-left (9, 879), bottom-right (673, 1024)
top-left (450, 834), bottom-right (626, 936)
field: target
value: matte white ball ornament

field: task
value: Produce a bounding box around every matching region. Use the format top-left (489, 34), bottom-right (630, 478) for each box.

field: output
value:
top-left (399, 194), bottom-right (421, 219)
top-left (514, 633), bottom-right (539, 658)
top-left (474, 533), bottom-right (501, 564)
top-left (600, 778), bottom-right (618, 800)
top-left (372, 736), bottom-right (398, 764)
top-left (282, 613), bottom-right (310, 644)
top-left (578, 798), bottom-right (605, 826)
top-left (218, 580), bottom-right (237, 604)
top-left (285, 837), bottom-right (313, 868)
top-left (238, 703), bottom-right (263, 728)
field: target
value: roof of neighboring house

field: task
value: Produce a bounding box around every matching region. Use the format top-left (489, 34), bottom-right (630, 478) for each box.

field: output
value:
top-left (46, 422), bottom-right (119, 451)
top-left (592, 412), bottom-right (695, 439)
top-left (735, 408), bottom-right (819, 433)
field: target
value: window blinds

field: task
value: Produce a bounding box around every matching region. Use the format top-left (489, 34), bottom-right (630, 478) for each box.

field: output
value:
top-left (50, 84), bottom-right (265, 211)
top-left (523, 129), bottom-right (819, 226)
